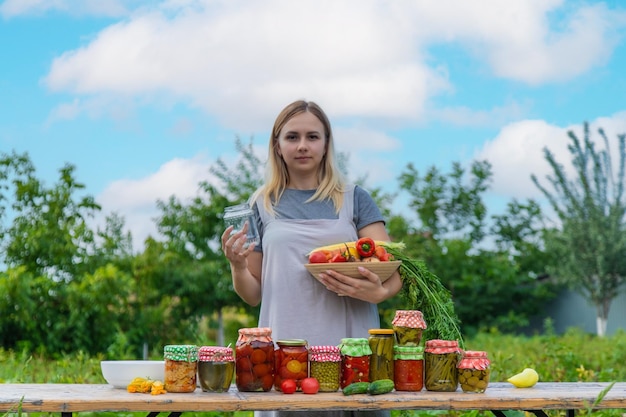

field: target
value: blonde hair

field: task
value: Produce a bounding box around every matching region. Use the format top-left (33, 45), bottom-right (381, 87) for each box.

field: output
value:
top-left (253, 100), bottom-right (346, 214)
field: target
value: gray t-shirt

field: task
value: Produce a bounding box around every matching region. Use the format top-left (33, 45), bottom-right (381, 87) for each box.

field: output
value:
top-left (252, 185), bottom-right (384, 252)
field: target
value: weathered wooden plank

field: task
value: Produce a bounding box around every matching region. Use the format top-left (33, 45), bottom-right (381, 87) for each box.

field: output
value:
top-left (0, 382), bottom-right (624, 413)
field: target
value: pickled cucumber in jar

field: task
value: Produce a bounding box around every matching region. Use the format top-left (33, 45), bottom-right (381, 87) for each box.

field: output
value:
top-left (368, 329), bottom-right (395, 381)
top-left (392, 310), bottom-right (427, 346)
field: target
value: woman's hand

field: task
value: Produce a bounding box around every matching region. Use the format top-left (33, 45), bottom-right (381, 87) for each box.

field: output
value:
top-left (221, 222), bottom-right (256, 268)
top-left (316, 267), bottom-right (389, 304)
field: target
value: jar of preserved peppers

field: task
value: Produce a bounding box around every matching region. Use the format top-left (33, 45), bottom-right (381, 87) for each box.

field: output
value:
top-left (274, 339), bottom-right (308, 391)
top-left (457, 350), bottom-right (490, 393)
top-left (392, 310), bottom-right (427, 346)
top-left (424, 339), bottom-right (461, 392)
top-left (338, 338), bottom-right (371, 389)
top-left (368, 329), bottom-right (395, 381)
top-left (309, 345), bottom-right (341, 392)
top-left (197, 346), bottom-right (235, 393)
top-left (235, 327), bottom-right (275, 392)
top-left (164, 344), bottom-right (199, 393)
top-left (394, 345), bottom-right (424, 391)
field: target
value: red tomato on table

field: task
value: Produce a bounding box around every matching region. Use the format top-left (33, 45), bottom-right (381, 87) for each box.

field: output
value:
top-left (301, 377), bottom-right (320, 394)
top-left (280, 379), bottom-right (297, 394)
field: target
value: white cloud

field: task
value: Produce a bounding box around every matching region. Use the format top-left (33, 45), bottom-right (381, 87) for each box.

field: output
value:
top-left (96, 154), bottom-right (213, 248)
top-left (476, 112), bottom-right (626, 201)
top-left (431, 101), bottom-right (531, 128)
top-left (42, 0), bottom-right (448, 131)
top-left (334, 126), bottom-right (403, 185)
top-left (40, 0), bottom-right (626, 131)
top-left (481, 2), bottom-right (624, 84)
top-left (41, 0), bottom-right (626, 132)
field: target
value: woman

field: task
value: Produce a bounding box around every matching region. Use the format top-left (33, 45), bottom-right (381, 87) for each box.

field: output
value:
top-left (222, 100), bottom-right (401, 417)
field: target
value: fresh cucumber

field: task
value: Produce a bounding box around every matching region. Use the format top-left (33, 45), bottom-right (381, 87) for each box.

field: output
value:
top-left (342, 382), bottom-right (370, 396)
top-left (367, 379), bottom-right (395, 395)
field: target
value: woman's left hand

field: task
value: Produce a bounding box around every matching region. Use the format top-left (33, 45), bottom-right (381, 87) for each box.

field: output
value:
top-left (317, 267), bottom-right (388, 304)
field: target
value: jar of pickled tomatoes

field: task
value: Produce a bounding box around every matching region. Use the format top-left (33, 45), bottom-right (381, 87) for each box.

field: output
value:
top-left (235, 327), bottom-right (275, 392)
top-left (274, 339), bottom-right (308, 391)
top-left (338, 338), bottom-right (371, 389)
top-left (309, 345), bottom-right (341, 392)
top-left (164, 344), bottom-right (199, 393)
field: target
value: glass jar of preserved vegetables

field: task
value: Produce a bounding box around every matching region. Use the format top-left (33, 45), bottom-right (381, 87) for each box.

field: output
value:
top-left (394, 345), bottom-right (424, 391)
top-left (368, 329), bottom-right (395, 381)
top-left (197, 346), bottom-right (235, 393)
top-left (309, 345), bottom-right (341, 392)
top-left (457, 350), bottom-right (490, 393)
top-left (235, 327), bottom-right (275, 392)
top-left (164, 344), bottom-right (199, 393)
top-left (338, 338), bottom-right (371, 389)
top-left (392, 310), bottom-right (427, 346)
top-left (274, 339), bottom-right (308, 391)
top-left (424, 339), bottom-right (461, 392)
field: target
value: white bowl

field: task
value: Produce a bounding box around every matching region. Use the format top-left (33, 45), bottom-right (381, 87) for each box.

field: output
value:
top-left (101, 360), bottom-right (165, 389)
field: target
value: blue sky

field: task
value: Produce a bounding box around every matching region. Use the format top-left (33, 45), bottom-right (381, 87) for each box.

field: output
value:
top-left (1, 0), bottom-right (626, 251)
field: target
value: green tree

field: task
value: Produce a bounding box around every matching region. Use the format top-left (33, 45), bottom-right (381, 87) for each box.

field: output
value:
top-left (0, 152), bottom-right (100, 280)
top-left (0, 151), bottom-right (139, 355)
top-left (152, 137), bottom-right (264, 345)
top-left (397, 160), bottom-right (554, 335)
top-left (532, 122), bottom-right (626, 337)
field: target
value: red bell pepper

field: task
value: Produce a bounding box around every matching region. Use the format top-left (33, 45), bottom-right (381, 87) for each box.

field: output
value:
top-left (355, 237), bottom-right (376, 258)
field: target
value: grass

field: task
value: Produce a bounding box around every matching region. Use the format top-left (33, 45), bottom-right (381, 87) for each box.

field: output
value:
top-left (2, 328), bottom-right (625, 417)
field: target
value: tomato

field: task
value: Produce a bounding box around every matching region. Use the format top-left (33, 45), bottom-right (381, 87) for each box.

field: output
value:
top-left (261, 374), bottom-right (274, 391)
top-left (280, 379), bottom-right (297, 394)
top-left (250, 348), bottom-right (267, 364)
top-left (301, 377), bottom-right (320, 394)
top-left (286, 359), bottom-right (302, 374)
top-left (253, 363), bottom-right (270, 377)
top-left (236, 357), bottom-right (252, 372)
top-left (308, 251), bottom-right (329, 263)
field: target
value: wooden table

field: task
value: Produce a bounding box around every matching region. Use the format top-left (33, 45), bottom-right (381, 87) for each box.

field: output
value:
top-left (1, 382), bottom-right (625, 416)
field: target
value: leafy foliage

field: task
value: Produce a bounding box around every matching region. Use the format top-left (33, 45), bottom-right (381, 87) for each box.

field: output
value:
top-left (395, 160), bottom-right (555, 337)
top-left (532, 123), bottom-right (626, 336)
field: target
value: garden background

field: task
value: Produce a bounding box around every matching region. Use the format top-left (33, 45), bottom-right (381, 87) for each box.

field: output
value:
top-left (2, 125), bottom-right (626, 416)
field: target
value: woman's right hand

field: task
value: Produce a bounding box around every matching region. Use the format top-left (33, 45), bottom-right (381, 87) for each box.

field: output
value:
top-left (221, 222), bottom-right (256, 267)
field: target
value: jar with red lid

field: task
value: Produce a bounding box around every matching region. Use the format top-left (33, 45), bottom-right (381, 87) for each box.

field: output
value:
top-left (392, 310), bottom-right (427, 346)
top-left (394, 345), bottom-right (424, 391)
top-left (338, 338), bottom-right (371, 389)
top-left (368, 329), bottom-right (395, 381)
top-left (164, 344), bottom-right (198, 393)
top-left (309, 345), bottom-right (341, 392)
top-left (197, 346), bottom-right (235, 393)
top-left (235, 327), bottom-right (275, 392)
top-left (274, 339), bottom-right (308, 391)
top-left (424, 339), bottom-right (461, 392)
top-left (457, 350), bottom-right (490, 393)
